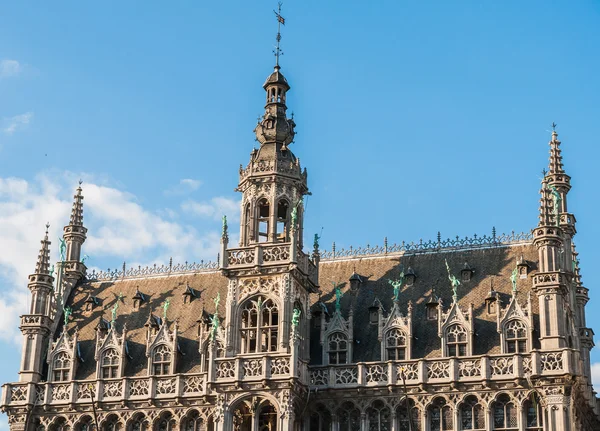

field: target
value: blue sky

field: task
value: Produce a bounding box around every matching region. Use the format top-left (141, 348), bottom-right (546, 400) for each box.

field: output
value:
top-left (1, 0), bottom-right (600, 425)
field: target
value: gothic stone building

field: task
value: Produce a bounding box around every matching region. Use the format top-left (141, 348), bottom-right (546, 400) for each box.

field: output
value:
top-left (1, 61), bottom-right (599, 431)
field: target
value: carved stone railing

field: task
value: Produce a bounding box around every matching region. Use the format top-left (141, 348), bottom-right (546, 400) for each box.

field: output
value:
top-left (308, 349), bottom-right (574, 389)
top-left (225, 244), bottom-right (293, 268)
top-left (87, 260), bottom-right (218, 281)
top-left (320, 230), bottom-right (533, 261)
top-left (213, 354), bottom-right (293, 382)
top-left (238, 157), bottom-right (304, 183)
top-left (1, 373), bottom-right (207, 408)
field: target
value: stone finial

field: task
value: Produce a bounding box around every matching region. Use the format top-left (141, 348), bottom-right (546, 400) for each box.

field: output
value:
top-left (548, 125), bottom-right (565, 175)
top-left (69, 183), bottom-right (84, 227)
top-left (35, 223), bottom-right (52, 275)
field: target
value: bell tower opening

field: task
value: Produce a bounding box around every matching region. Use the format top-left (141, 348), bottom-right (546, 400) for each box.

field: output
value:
top-left (257, 199), bottom-right (270, 243)
top-left (277, 200), bottom-right (289, 242)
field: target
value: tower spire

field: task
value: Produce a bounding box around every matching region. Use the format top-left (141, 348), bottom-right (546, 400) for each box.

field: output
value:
top-left (35, 223), bottom-right (52, 275)
top-left (63, 183), bottom-right (88, 276)
top-left (273, 2), bottom-right (285, 67)
top-left (548, 123), bottom-right (565, 176)
top-left (70, 180), bottom-right (84, 226)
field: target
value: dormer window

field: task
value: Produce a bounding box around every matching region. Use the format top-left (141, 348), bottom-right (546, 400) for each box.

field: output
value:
top-left (405, 267), bottom-right (416, 286)
top-left (84, 295), bottom-right (98, 312)
top-left (517, 256), bottom-right (530, 279)
top-left (152, 344), bottom-right (172, 376)
top-left (182, 283), bottom-right (198, 304)
top-left (52, 352), bottom-right (71, 382)
top-left (368, 304), bottom-right (379, 325)
top-left (461, 263), bottom-right (474, 282)
top-left (486, 290), bottom-right (498, 315)
top-left (426, 297), bottom-right (439, 320)
top-left (133, 289), bottom-right (146, 309)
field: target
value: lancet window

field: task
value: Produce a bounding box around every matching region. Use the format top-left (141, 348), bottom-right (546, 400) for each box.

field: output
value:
top-left (202, 340), bottom-right (224, 372)
top-left (525, 395), bottom-right (543, 431)
top-left (276, 200), bottom-right (289, 242)
top-left (240, 296), bottom-right (279, 353)
top-left (49, 418), bottom-right (70, 431)
top-left (505, 319), bottom-right (528, 353)
top-left (257, 199), bottom-right (270, 242)
top-left (182, 411), bottom-right (213, 431)
top-left (75, 417), bottom-right (93, 431)
top-left (309, 404), bottom-right (332, 431)
top-left (152, 344), bottom-right (172, 375)
top-left (52, 351), bottom-right (71, 382)
top-left (460, 396), bottom-right (485, 431)
top-left (129, 415), bottom-right (148, 431)
top-left (397, 399), bottom-right (420, 431)
top-left (155, 413), bottom-right (176, 431)
top-left (233, 399), bottom-right (277, 431)
top-left (446, 324), bottom-right (468, 357)
top-left (102, 416), bottom-right (121, 431)
top-left (327, 332), bottom-right (349, 365)
top-left (337, 402), bottom-right (361, 431)
top-left (367, 400), bottom-right (391, 431)
top-left (492, 395), bottom-right (518, 431)
top-left (384, 328), bottom-right (407, 360)
top-left (100, 348), bottom-right (120, 379)
top-left (429, 398), bottom-right (453, 431)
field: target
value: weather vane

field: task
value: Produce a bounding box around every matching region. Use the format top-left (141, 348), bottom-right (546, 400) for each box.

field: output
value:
top-left (273, 2), bottom-right (285, 66)
top-left (552, 122), bottom-right (557, 131)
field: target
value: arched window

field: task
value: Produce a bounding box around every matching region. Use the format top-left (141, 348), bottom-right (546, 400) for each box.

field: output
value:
top-left (258, 403), bottom-right (277, 431)
top-left (429, 398), bottom-right (453, 431)
top-left (524, 394), bottom-right (543, 431)
top-left (182, 411), bottom-right (212, 431)
top-left (155, 413), bottom-right (175, 431)
top-left (75, 416), bottom-right (93, 431)
top-left (129, 415), bottom-right (148, 431)
top-left (309, 404), bottom-right (332, 431)
top-left (202, 340), bottom-right (224, 372)
top-left (101, 348), bottom-right (120, 379)
top-left (103, 415), bottom-right (121, 431)
top-left (234, 400), bottom-right (277, 431)
top-left (49, 418), bottom-right (70, 431)
top-left (52, 351), bottom-right (71, 382)
top-left (492, 394), bottom-right (517, 430)
top-left (505, 320), bottom-right (527, 353)
top-left (446, 324), bottom-right (468, 357)
top-left (397, 399), bottom-right (420, 431)
top-left (328, 332), bottom-right (348, 365)
top-left (240, 297), bottom-right (279, 354)
top-left (276, 200), bottom-right (289, 242)
top-left (337, 401), bottom-right (360, 431)
top-left (152, 344), bottom-right (172, 375)
top-left (257, 199), bottom-right (270, 242)
top-left (244, 203), bottom-right (251, 244)
top-left (460, 396), bottom-right (484, 430)
top-left (385, 328), bottom-right (407, 360)
top-left (367, 400), bottom-right (391, 431)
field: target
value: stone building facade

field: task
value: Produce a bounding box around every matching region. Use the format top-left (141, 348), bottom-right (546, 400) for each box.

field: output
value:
top-left (1, 44), bottom-right (599, 431)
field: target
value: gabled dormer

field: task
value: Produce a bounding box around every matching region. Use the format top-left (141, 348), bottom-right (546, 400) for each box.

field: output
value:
top-left (47, 330), bottom-right (79, 382)
top-left (497, 292), bottom-right (533, 354)
top-left (379, 300), bottom-right (413, 360)
top-left (438, 300), bottom-right (474, 357)
top-left (146, 320), bottom-right (178, 376)
top-left (320, 308), bottom-right (353, 365)
top-left (95, 323), bottom-right (127, 379)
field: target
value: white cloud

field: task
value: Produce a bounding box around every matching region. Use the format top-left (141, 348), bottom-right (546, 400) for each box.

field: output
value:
top-left (0, 59), bottom-right (21, 78)
top-left (2, 112), bottom-right (33, 135)
top-left (182, 196), bottom-right (240, 221)
top-left (0, 172), bottom-right (226, 346)
top-left (164, 178), bottom-right (202, 196)
top-left (591, 362), bottom-right (600, 393)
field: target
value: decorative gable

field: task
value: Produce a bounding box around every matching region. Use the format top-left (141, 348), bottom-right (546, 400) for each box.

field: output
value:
top-left (146, 319), bottom-right (179, 375)
top-left (497, 292), bottom-right (533, 353)
top-left (320, 308), bottom-right (353, 365)
top-left (438, 300), bottom-right (474, 357)
top-left (95, 323), bottom-right (127, 378)
top-left (379, 301), bottom-right (413, 360)
top-left (47, 330), bottom-right (79, 382)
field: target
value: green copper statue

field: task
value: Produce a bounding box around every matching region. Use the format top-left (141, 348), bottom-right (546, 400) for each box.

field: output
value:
top-left (510, 266), bottom-right (518, 294)
top-left (290, 198), bottom-right (302, 231)
top-left (388, 271), bottom-right (405, 302)
top-left (210, 293), bottom-right (221, 341)
top-left (292, 308), bottom-right (301, 327)
top-left (334, 282), bottom-right (344, 313)
top-left (163, 299), bottom-right (170, 320)
top-left (111, 301), bottom-right (119, 326)
top-left (548, 184), bottom-right (562, 226)
top-left (63, 306), bottom-right (72, 326)
top-left (59, 238), bottom-right (67, 262)
top-left (49, 264), bottom-right (55, 277)
top-left (314, 233), bottom-right (321, 250)
top-left (222, 215), bottom-right (228, 237)
top-left (82, 254), bottom-right (89, 264)
top-left (445, 259), bottom-right (461, 301)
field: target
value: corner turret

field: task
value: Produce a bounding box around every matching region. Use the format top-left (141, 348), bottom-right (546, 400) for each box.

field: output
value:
top-left (62, 182), bottom-right (88, 278)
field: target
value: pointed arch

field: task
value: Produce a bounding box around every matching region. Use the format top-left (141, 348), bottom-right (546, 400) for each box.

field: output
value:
top-left (230, 396), bottom-right (279, 431)
top-left (100, 414), bottom-right (123, 431)
top-left (127, 413), bottom-right (149, 431)
top-left (153, 411), bottom-right (176, 431)
top-left (309, 403), bottom-right (332, 431)
top-left (459, 395), bottom-right (485, 430)
top-left (428, 397), bottom-right (453, 431)
top-left (48, 417), bottom-right (71, 431)
top-left (337, 401), bottom-right (361, 431)
top-left (240, 295), bottom-right (279, 354)
top-left (366, 399), bottom-right (391, 431)
top-left (491, 393), bottom-right (518, 430)
top-left (397, 398), bottom-right (421, 431)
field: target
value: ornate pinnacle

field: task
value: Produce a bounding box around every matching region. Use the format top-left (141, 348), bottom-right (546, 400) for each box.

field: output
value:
top-left (69, 183), bottom-right (84, 226)
top-left (547, 124), bottom-right (565, 175)
top-left (35, 223), bottom-right (52, 275)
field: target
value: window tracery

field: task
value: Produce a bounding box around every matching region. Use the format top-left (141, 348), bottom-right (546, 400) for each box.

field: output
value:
top-left (429, 398), bottom-right (453, 431)
top-left (52, 351), bottom-right (71, 382)
top-left (240, 296), bottom-right (279, 353)
top-left (233, 399), bottom-right (278, 431)
top-left (49, 418), bottom-right (70, 431)
top-left (327, 332), bottom-right (348, 365)
top-left (384, 328), bottom-right (407, 360)
top-left (309, 404), bottom-right (332, 431)
top-left (446, 324), bottom-right (468, 357)
top-left (505, 319), bottom-right (528, 353)
top-left (257, 199), bottom-right (270, 242)
top-left (155, 413), bottom-right (176, 431)
top-left (397, 399), bottom-right (420, 431)
top-left (492, 394), bottom-right (517, 430)
top-left (152, 344), bottom-right (172, 376)
top-left (103, 415), bottom-right (121, 431)
top-left (525, 395), bottom-right (543, 431)
top-left (337, 401), bottom-right (360, 431)
top-left (460, 396), bottom-right (484, 430)
top-left (182, 411), bottom-right (212, 431)
top-left (129, 415), bottom-right (148, 431)
top-left (367, 400), bottom-right (391, 431)
top-left (101, 348), bottom-right (120, 379)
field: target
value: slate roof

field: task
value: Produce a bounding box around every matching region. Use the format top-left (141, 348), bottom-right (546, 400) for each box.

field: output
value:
top-left (61, 241), bottom-right (539, 380)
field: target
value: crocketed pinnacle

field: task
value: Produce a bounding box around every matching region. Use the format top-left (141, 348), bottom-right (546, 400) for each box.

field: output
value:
top-left (548, 130), bottom-right (565, 175)
top-left (35, 223), bottom-right (52, 275)
top-left (69, 183), bottom-right (84, 226)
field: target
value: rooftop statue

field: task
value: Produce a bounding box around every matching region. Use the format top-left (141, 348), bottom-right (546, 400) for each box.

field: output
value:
top-left (59, 238), bottom-right (67, 262)
top-left (222, 215), bottom-right (228, 237)
top-left (211, 293), bottom-right (221, 341)
top-left (445, 259), bottom-right (460, 301)
top-left (163, 299), bottom-right (170, 320)
top-left (49, 264), bottom-right (55, 278)
top-left (510, 266), bottom-right (518, 294)
top-left (548, 184), bottom-right (562, 226)
top-left (313, 233), bottom-right (321, 250)
top-left (111, 301), bottom-right (119, 326)
top-left (292, 307), bottom-right (301, 327)
top-left (63, 306), bottom-right (72, 327)
top-left (333, 282), bottom-right (343, 313)
top-left (388, 271), bottom-right (405, 302)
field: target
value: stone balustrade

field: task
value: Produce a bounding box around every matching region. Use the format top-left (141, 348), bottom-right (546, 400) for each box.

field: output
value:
top-left (213, 354), bottom-right (293, 382)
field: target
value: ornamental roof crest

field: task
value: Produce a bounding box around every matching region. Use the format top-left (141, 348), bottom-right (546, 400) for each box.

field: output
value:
top-left (95, 323), bottom-right (127, 361)
top-left (146, 319), bottom-right (178, 357)
top-left (498, 292), bottom-right (533, 331)
top-left (438, 301), bottom-right (473, 337)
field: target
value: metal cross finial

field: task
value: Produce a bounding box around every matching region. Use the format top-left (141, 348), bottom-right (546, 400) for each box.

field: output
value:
top-left (273, 2), bottom-right (285, 66)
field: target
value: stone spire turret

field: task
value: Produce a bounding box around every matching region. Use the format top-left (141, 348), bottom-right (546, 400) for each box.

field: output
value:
top-left (63, 183), bottom-right (88, 277)
top-left (19, 225), bottom-right (55, 382)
